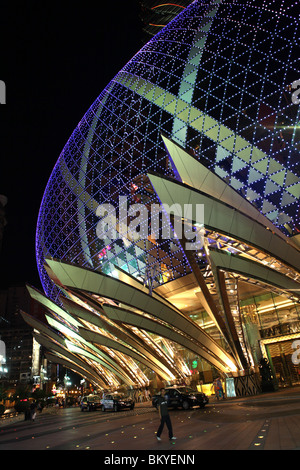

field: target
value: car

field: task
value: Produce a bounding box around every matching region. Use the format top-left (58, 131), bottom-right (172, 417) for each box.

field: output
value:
top-left (101, 393), bottom-right (135, 412)
top-left (80, 395), bottom-right (102, 411)
top-left (152, 386), bottom-right (209, 410)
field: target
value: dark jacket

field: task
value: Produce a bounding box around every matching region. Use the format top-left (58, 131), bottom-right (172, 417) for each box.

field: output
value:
top-left (157, 395), bottom-right (169, 416)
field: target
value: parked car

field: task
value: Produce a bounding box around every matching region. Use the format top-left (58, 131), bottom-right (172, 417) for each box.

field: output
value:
top-left (152, 386), bottom-right (209, 410)
top-left (80, 395), bottom-right (102, 411)
top-left (101, 393), bottom-right (135, 412)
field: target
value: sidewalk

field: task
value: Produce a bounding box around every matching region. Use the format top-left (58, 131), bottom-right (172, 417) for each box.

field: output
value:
top-left (0, 400), bottom-right (154, 428)
top-left (2, 386), bottom-right (300, 451)
top-left (1, 386), bottom-right (298, 428)
top-left (0, 404), bottom-right (68, 428)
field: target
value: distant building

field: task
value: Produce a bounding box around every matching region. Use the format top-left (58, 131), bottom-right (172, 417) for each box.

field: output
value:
top-left (0, 284), bottom-right (44, 384)
top-left (0, 336), bottom-right (7, 376)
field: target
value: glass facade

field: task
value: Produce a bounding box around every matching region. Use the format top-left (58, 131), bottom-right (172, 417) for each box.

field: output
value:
top-left (241, 292), bottom-right (300, 339)
top-left (36, 0), bottom-right (300, 309)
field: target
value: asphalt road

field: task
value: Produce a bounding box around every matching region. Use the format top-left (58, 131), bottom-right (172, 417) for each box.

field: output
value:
top-left (1, 387), bottom-right (300, 454)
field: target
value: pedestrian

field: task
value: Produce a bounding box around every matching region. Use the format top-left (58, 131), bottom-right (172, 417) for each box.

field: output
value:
top-left (216, 378), bottom-right (225, 399)
top-left (156, 388), bottom-right (176, 442)
top-left (212, 380), bottom-right (219, 400)
top-left (30, 401), bottom-right (37, 422)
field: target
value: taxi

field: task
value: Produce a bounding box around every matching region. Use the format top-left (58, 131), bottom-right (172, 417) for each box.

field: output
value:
top-left (101, 393), bottom-right (135, 412)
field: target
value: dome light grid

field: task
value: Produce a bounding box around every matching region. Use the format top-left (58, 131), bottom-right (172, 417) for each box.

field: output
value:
top-left (36, 0), bottom-right (300, 302)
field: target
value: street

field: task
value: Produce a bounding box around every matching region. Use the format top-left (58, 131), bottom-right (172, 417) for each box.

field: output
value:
top-left (1, 387), bottom-right (300, 452)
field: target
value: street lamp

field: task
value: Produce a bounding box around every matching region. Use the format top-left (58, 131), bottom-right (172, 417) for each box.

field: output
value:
top-left (64, 373), bottom-right (72, 406)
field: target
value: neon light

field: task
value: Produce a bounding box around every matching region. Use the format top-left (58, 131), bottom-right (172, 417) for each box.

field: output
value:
top-left (151, 3), bottom-right (185, 9)
top-left (149, 23), bottom-right (166, 27)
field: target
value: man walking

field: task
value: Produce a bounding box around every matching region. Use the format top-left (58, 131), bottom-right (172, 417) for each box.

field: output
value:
top-left (156, 388), bottom-right (176, 441)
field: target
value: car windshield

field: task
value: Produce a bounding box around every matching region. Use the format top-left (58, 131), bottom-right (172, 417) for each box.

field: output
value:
top-left (173, 387), bottom-right (196, 394)
top-left (114, 394), bottom-right (129, 400)
top-left (87, 396), bottom-right (101, 402)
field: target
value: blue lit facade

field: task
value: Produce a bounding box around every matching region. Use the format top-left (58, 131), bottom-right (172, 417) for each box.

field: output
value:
top-left (37, 0), bottom-right (300, 303)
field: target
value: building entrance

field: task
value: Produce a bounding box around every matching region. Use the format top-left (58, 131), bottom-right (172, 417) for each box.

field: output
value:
top-left (263, 338), bottom-right (300, 387)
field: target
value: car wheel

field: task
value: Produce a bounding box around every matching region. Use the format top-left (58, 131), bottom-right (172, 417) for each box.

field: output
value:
top-left (113, 404), bottom-right (118, 412)
top-left (130, 404), bottom-right (134, 410)
top-left (102, 405), bottom-right (105, 412)
top-left (182, 400), bottom-right (190, 410)
top-left (200, 404), bottom-right (205, 409)
top-left (80, 406), bottom-right (84, 412)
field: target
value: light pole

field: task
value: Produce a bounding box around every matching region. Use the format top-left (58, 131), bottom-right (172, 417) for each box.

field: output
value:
top-left (64, 373), bottom-right (72, 406)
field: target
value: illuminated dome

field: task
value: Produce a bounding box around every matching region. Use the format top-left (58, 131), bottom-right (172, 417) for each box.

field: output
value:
top-left (36, 0), bottom-right (300, 303)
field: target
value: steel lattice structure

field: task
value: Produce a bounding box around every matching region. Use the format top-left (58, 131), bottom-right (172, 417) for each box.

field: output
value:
top-left (36, 0), bottom-right (300, 303)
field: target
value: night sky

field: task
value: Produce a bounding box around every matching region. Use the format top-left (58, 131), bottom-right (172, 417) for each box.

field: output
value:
top-left (0, 1), bottom-right (143, 290)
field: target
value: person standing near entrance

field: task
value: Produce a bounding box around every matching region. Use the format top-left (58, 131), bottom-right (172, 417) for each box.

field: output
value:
top-left (156, 388), bottom-right (176, 441)
top-left (216, 378), bottom-right (225, 399)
